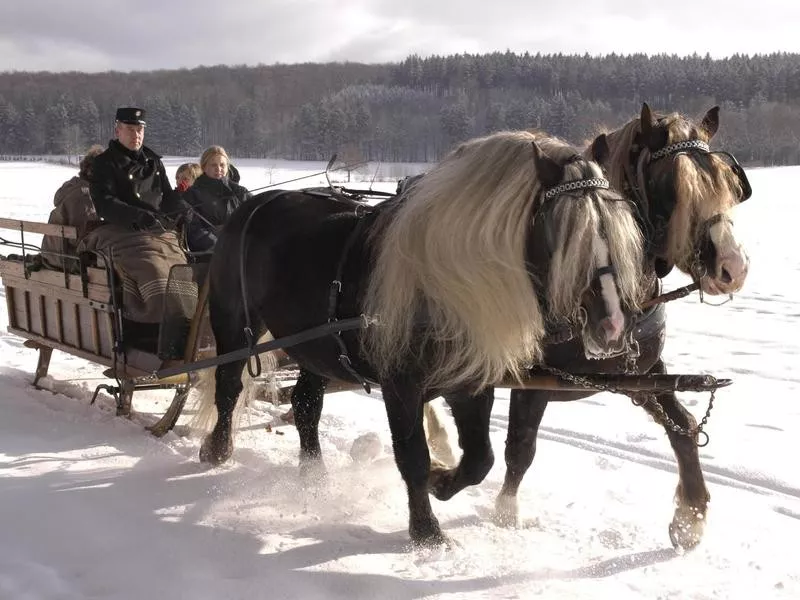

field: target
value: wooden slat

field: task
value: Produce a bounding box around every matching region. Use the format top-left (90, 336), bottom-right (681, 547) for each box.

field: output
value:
top-left (0, 262), bottom-right (112, 298)
top-left (85, 267), bottom-right (110, 285)
top-left (1, 274), bottom-right (111, 305)
top-left (102, 312), bottom-right (114, 357)
top-left (54, 298), bottom-right (64, 343)
top-left (90, 309), bottom-right (100, 355)
top-left (37, 294), bottom-right (47, 336)
top-left (10, 288), bottom-right (26, 330)
top-left (0, 218), bottom-right (78, 239)
top-left (1, 259), bottom-right (129, 288)
top-left (5, 283), bottom-right (15, 328)
top-left (23, 290), bottom-right (31, 331)
top-left (72, 302), bottom-right (83, 349)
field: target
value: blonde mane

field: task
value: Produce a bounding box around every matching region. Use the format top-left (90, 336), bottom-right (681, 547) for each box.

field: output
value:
top-left (362, 130), bottom-right (643, 392)
top-left (600, 112), bottom-right (744, 271)
top-left (540, 138), bottom-right (644, 322)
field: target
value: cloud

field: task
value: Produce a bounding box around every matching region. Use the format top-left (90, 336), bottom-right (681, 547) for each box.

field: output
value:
top-left (1, 0), bottom-right (799, 73)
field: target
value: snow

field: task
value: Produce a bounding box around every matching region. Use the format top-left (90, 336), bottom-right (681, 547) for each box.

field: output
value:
top-left (1, 157), bottom-right (799, 599)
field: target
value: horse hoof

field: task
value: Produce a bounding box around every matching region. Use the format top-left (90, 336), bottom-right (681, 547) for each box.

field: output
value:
top-left (411, 531), bottom-right (459, 552)
top-left (493, 495), bottom-right (521, 528)
top-left (428, 466), bottom-right (457, 501)
top-left (668, 510), bottom-right (705, 552)
top-left (199, 434), bottom-right (233, 465)
top-left (299, 457), bottom-right (328, 486)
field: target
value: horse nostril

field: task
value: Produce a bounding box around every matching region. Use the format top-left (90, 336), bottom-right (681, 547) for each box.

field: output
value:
top-left (720, 268), bottom-right (732, 284)
top-left (600, 316), bottom-right (623, 343)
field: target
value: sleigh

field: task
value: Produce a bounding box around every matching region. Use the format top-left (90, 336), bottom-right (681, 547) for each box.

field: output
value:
top-left (0, 217), bottom-right (220, 433)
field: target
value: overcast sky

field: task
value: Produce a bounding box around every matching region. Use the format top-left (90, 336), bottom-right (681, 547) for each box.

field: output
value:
top-left (2, 0), bottom-right (798, 73)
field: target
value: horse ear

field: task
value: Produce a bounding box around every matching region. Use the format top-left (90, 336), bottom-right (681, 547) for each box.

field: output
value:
top-left (641, 102), bottom-right (654, 130)
top-left (639, 102), bottom-right (668, 152)
top-left (589, 133), bottom-right (610, 165)
top-left (532, 140), bottom-right (564, 189)
top-left (701, 106), bottom-right (720, 139)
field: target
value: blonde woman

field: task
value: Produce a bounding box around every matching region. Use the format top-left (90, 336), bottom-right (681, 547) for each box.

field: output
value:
top-left (183, 146), bottom-right (252, 252)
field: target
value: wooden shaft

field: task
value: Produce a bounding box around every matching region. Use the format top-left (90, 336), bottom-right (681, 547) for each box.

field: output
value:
top-left (276, 369), bottom-right (730, 395)
top-left (497, 372), bottom-right (730, 393)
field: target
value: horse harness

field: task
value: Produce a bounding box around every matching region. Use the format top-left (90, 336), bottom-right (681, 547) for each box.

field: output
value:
top-left (548, 137), bottom-right (755, 446)
top-left (536, 162), bottom-right (620, 346)
top-left (239, 187), bottom-right (378, 380)
top-left (623, 138), bottom-right (752, 280)
top-left (327, 212), bottom-right (375, 394)
top-left (322, 168), bottom-right (620, 393)
top-left (235, 165), bottom-right (731, 444)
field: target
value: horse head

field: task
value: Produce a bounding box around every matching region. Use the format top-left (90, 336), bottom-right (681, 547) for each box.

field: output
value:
top-left (527, 135), bottom-right (645, 360)
top-left (590, 103), bottom-right (751, 296)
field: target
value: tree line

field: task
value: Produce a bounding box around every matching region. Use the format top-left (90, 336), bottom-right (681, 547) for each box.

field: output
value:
top-left (1, 51), bottom-right (798, 166)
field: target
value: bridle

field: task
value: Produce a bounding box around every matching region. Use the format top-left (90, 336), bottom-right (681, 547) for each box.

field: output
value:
top-left (536, 162), bottom-right (625, 346)
top-left (624, 137), bottom-right (752, 281)
top-left (542, 176), bottom-right (610, 200)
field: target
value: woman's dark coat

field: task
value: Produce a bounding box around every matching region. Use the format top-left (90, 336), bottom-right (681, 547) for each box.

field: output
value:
top-left (182, 174), bottom-right (252, 252)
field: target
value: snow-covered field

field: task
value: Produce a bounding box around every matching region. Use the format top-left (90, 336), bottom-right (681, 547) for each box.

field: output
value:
top-left (1, 157), bottom-right (798, 599)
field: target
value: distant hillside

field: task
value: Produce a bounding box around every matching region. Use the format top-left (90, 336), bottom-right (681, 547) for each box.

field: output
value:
top-left (1, 52), bottom-right (798, 165)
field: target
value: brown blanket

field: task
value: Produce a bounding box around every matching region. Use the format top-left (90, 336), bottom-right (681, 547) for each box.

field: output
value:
top-left (78, 224), bottom-right (189, 324)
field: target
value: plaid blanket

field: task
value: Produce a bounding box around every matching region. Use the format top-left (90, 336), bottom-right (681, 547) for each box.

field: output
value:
top-left (78, 224), bottom-right (189, 323)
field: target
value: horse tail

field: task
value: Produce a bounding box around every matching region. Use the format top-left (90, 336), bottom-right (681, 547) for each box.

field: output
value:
top-left (186, 336), bottom-right (280, 435)
top-left (423, 401), bottom-right (458, 468)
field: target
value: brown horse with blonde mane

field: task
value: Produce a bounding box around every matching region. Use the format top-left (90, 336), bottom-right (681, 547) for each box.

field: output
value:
top-left (465, 103), bottom-right (751, 551)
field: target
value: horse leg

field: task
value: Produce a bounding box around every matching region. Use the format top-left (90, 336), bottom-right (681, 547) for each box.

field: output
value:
top-left (382, 375), bottom-right (449, 548)
top-left (430, 388), bottom-right (495, 501)
top-left (495, 389), bottom-right (550, 527)
top-left (640, 358), bottom-right (710, 551)
top-left (290, 368), bottom-right (329, 479)
top-left (199, 295), bottom-right (253, 465)
top-left (199, 357), bottom-right (246, 465)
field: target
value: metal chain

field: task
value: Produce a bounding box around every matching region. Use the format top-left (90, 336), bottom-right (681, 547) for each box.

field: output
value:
top-left (540, 332), bottom-right (716, 447)
top-left (631, 389), bottom-right (715, 447)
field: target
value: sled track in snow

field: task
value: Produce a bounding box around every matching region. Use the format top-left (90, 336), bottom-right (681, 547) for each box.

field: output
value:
top-left (25, 377), bottom-right (800, 519)
top-left (486, 411), bottom-right (800, 507)
top-left (347, 388), bottom-right (800, 507)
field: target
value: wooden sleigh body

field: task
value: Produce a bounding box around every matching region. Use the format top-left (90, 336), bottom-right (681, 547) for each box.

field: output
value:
top-left (0, 217), bottom-right (215, 436)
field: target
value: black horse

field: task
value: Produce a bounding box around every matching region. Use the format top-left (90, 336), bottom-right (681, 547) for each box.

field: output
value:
top-left (467, 103), bottom-right (752, 551)
top-left (199, 130), bottom-right (646, 547)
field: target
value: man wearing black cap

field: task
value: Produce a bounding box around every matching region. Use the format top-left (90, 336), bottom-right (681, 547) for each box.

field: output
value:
top-left (80, 106), bottom-right (191, 349)
top-left (90, 107), bottom-right (186, 228)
